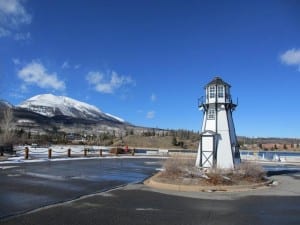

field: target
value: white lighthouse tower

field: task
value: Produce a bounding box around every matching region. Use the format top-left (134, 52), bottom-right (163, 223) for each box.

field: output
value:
top-left (195, 77), bottom-right (241, 169)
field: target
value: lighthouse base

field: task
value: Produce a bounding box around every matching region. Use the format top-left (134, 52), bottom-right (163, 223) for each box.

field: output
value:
top-left (196, 130), bottom-right (241, 170)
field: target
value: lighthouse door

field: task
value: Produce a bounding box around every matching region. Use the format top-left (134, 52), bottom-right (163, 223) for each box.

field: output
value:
top-left (200, 133), bottom-right (215, 168)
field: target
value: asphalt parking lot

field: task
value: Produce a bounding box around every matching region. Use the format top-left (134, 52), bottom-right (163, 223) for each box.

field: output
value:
top-left (0, 157), bottom-right (163, 219)
top-left (1, 181), bottom-right (300, 225)
top-left (1, 158), bottom-right (300, 225)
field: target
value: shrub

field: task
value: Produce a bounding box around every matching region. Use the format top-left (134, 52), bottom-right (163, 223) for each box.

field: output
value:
top-left (109, 147), bottom-right (125, 154)
top-left (235, 162), bottom-right (266, 182)
top-left (160, 157), bottom-right (267, 185)
top-left (162, 155), bottom-right (195, 178)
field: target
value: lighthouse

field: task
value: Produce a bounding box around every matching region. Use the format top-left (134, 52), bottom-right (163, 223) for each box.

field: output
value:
top-left (195, 77), bottom-right (241, 169)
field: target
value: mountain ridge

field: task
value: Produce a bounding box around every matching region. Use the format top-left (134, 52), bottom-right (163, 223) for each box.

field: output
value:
top-left (18, 93), bottom-right (125, 123)
top-left (0, 94), bottom-right (132, 137)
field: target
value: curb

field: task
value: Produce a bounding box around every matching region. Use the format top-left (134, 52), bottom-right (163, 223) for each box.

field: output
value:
top-left (144, 172), bottom-right (273, 192)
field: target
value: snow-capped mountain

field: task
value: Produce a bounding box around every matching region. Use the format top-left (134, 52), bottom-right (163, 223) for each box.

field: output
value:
top-left (18, 94), bottom-right (125, 123)
top-left (0, 100), bottom-right (13, 109)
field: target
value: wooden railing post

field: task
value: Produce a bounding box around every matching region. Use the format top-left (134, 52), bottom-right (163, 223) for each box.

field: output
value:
top-left (25, 147), bottom-right (29, 159)
top-left (48, 148), bottom-right (52, 159)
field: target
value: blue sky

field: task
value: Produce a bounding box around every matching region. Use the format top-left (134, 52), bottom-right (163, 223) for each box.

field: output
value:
top-left (1, 0), bottom-right (300, 138)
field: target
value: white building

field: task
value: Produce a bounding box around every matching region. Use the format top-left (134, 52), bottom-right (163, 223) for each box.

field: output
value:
top-left (195, 77), bottom-right (241, 169)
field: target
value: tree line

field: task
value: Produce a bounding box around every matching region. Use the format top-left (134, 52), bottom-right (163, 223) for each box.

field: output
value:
top-left (0, 108), bottom-right (200, 148)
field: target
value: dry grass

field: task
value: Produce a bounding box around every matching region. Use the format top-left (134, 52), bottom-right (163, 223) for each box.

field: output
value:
top-left (161, 154), bottom-right (196, 178)
top-left (205, 169), bottom-right (234, 185)
top-left (234, 162), bottom-right (266, 182)
top-left (109, 147), bottom-right (134, 154)
top-left (159, 156), bottom-right (267, 186)
top-left (118, 135), bottom-right (198, 149)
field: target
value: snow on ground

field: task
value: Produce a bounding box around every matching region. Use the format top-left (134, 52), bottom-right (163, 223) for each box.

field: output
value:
top-left (0, 155), bottom-right (168, 165)
top-left (0, 145), bottom-right (168, 164)
top-left (2, 145), bottom-right (300, 165)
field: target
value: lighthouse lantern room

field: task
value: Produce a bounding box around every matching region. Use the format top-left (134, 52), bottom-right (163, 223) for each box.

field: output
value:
top-left (195, 77), bottom-right (241, 169)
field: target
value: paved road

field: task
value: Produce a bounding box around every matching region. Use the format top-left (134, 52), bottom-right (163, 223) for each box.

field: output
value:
top-left (0, 157), bottom-right (163, 219)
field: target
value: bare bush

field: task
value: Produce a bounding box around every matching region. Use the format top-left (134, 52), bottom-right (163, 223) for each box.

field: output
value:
top-left (159, 158), bottom-right (267, 186)
top-left (109, 147), bottom-right (126, 154)
top-left (235, 162), bottom-right (266, 182)
top-left (162, 155), bottom-right (195, 178)
top-left (205, 162), bottom-right (266, 185)
top-left (0, 108), bottom-right (15, 145)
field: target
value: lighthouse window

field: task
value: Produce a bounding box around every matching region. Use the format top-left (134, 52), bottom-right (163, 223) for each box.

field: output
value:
top-left (208, 108), bottom-right (215, 120)
top-left (209, 86), bottom-right (215, 98)
top-left (217, 86), bottom-right (224, 98)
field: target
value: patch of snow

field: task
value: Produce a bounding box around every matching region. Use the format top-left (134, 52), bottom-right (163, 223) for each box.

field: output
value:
top-left (17, 119), bottom-right (35, 124)
top-left (0, 155), bottom-right (168, 165)
top-left (25, 172), bottom-right (66, 181)
top-left (136, 208), bottom-right (159, 211)
top-left (0, 166), bottom-right (19, 170)
top-left (105, 113), bottom-right (125, 122)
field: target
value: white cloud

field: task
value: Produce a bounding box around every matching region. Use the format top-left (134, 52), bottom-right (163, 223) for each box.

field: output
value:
top-left (86, 70), bottom-right (135, 94)
top-left (61, 61), bottom-right (70, 69)
top-left (12, 57), bottom-right (20, 65)
top-left (0, 0), bottom-right (32, 39)
top-left (0, 26), bottom-right (10, 37)
top-left (13, 31), bottom-right (30, 40)
top-left (280, 48), bottom-right (300, 67)
top-left (20, 83), bottom-right (27, 92)
top-left (150, 93), bottom-right (156, 102)
top-left (17, 61), bottom-right (66, 91)
top-left (62, 61), bottom-right (81, 70)
top-left (74, 64), bottom-right (81, 70)
top-left (146, 111), bottom-right (155, 119)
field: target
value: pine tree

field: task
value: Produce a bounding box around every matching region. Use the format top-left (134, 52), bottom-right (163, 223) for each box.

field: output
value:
top-left (172, 136), bottom-right (177, 146)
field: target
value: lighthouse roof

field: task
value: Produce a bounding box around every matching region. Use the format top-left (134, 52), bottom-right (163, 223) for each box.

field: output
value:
top-left (205, 76), bottom-right (231, 88)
